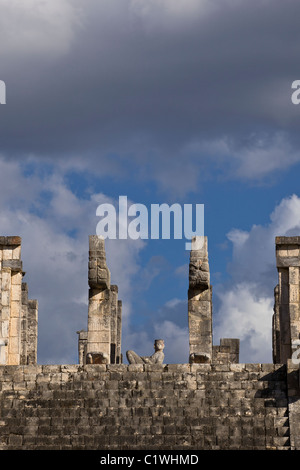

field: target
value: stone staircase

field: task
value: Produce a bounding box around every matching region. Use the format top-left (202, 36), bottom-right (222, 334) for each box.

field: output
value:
top-left (0, 362), bottom-right (292, 450)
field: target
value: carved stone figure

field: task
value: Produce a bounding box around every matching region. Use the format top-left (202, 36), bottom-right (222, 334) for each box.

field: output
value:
top-left (126, 339), bottom-right (165, 365)
top-left (86, 351), bottom-right (109, 364)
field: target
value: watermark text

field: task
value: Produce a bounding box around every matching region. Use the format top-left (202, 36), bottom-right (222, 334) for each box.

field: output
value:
top-left (0, 80), bottom-right (6, 104)
top-left (96, 196), bottom-right (204, 250)
top-left (291, 80), bottom-right (300, 104)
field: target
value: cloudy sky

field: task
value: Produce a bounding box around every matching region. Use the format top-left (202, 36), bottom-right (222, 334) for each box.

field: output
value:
top-left (1, 0), bottom-right (300, 364)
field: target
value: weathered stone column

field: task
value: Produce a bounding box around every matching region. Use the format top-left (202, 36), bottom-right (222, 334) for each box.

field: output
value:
top-left (86, 236), bottom-right (111, 363)
top-left (272, 284), bottom-right (281, 364)
top-left (20, 282), bottom-right (29, 365)
top-left (0, 266), bottom-right (11, 365)
top-left (110, 285), bottom-right (118, 364)
top-left (116, 300), bottom-right (122, 364)
top-left (0, 236), bottom-right (38, 365)
top-left (274, 237), bottom-right (300, 364)
top-left (188, 236), bottom-right (213, 363)
top-left (77, 329), bottom-right (87, 365)
top-left (27, 299), bottom-right (38, 364)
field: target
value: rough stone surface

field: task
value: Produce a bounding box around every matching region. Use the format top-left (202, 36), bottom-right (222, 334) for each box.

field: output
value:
top-left (188, 237), bottom-right (213, 363)
top-left (273, 237), bottom-right (300, 364)
top-left (85, 236), bottom-right (122, 364)
top-left (2, 234), bottom-right (300, 450)
top-left (0, 237), bottom-right (38, 366)
top-left (0, 363), bottom-right (292, 450)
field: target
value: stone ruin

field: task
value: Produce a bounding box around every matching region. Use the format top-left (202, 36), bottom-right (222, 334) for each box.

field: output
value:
top-left (77, 235), bottom-right (122, 366)
top-left (1, 233), bottom-right (300, 370)
top-left (75, 235), bottom-right (240, 367)
top-left (74, 235), bottom-right (239, 367)
top-left (0, 236), bottom-right (38, 366)
top-left (1, 234), bottom-right (300, 449)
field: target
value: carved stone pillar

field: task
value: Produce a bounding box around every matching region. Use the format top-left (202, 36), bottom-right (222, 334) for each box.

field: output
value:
top-left (0, 236), bottom-right (38, 365)
top-left (274, 237), bottom-right (300, 363)
top-left (86, 236), bottom-right (111, 363)
top-left (188, 236), bottom-right (213, 363)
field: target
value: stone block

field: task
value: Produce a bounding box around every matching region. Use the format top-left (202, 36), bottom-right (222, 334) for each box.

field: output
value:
top-left (289, 285), bottom-right (299, 303)
top-left (9, 317), bottom-right (20, 337)
top-left (10, 300), bottom-right (20, 318)
top-left (2, 260), bottom-right (22, 272)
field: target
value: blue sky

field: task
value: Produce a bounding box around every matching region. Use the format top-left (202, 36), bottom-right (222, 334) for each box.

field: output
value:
top-left (1, 0), bottom-right (300, 365)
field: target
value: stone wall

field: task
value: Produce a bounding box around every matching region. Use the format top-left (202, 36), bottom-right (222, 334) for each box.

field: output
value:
top-left (0, 237), bottom-right (38, 366)
top-left (0, 362), bottom-right (292, 450)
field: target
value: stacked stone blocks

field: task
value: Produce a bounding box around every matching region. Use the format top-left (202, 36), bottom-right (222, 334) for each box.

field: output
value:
top-left (1, 234), bottom-right (300, 449)
top-left (188, 237), bottom-right (239, 364)
top-left (0, 237), bottom-right (37, 366)
top-left (0, 362), bottom-right (290, 450)
top-left (80, 236), bottom-right (122, 365)
top-left (273, 237), bottom-right (300, 364)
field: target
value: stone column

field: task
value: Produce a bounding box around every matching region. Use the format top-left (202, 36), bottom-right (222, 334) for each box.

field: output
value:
top-left (272, 284), bottom-right (281, 364)
top-left (188, 236), bottom-right (213, 363)
top-left (116, 300), bottom-right (122, 364)
top-left (0, 237), bottom-right (23, 365)
top-left (0, 237), bottom-right (38, 365)
top-left (9, 270), bottom-right (23, 365)
top-left (77, 330), bottom-right (87, 365)
top-left (110, 285), bottom-right (118, 364)
top-left (20, 282), bottom-right (29, 365)
top-left (0, 267), bottom-right (11, 365)
top-left (274, 237), bottom-right (300, 364)
top-left (86, 236), bottom-right (111, 363)
top-left (27, 299), bottom-right (38, 364)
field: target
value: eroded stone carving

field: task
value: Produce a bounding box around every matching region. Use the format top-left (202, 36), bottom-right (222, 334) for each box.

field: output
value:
top-left (188, 236), bottom-right (213, 363)
top-left (273, 236), bottom-right (300, 364)
top-left (126, 339), bottom-right (165, 364)
top-left (86, 351), bottom-right (109, 364)
top-left (189, 352), bottom-right (211, 364)
top-left (0, 236), bottom-right (38, 365)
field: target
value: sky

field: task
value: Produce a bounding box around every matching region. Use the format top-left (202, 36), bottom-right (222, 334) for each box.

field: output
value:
top-left (1, 0), bottom-right (300, 365)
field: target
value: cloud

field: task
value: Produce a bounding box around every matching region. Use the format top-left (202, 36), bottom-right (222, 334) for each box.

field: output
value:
top-left (214, 283), bottom-right (273, 363)
top-left (1, 0), bottom-right (300, 196)
top-left (1, 156), bottom-right (299, 365)
top-left (214, 194), bottom-right (300, 363)
top-left (191, 132), bottom-right (300, 182)
top-left (0, 0), bottom-right (82, 58)
top-left (0, 156), bottom-right (146, 364)
top-left (129, 0), bottom-right (215, 30)
top-left (227, 194), bottom-right (300, 291)
top-left (1, 0), bottom-right (300, 367)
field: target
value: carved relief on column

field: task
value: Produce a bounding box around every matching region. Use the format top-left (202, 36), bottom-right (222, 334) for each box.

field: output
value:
top-left (188, 236), bottom-right (213, 364)
top-left (116, 300), bottom-right (122, 364)
top-left (27, 299), bottom-right (38, 364)
top-left (86, 236), bottom-right (111, 363)
top-left (110, 285), bottom-right (119, 364)
top-left (274, 237), bottom-right (300, 364)
top-left (272, 284), bottom-right (280, 364)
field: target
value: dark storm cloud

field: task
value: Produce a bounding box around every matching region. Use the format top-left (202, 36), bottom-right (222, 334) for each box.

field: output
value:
top-left (1, 0), bottom-right (300, 188)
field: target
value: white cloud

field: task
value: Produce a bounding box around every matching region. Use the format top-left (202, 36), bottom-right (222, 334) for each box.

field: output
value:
top-left (0, 157), bottom-right (146, 364)
top-left (227, 194), bottom-right (300, 290)
top-left (0, 0), bottom-right (82, 58)
top-left (188, 132), bottom-right (300, 182)
top-left (119, 195), bottom-right (300, 365)
top-left (129, 0), bottom-right (215, 29)
top-left (214, 283), bottom-right (273, 363)
top-left (214, 194), bottom-right (300, 363)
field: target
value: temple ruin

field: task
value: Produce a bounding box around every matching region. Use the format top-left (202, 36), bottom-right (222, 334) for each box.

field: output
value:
top-left (0, 236), bottom-right (38, 366)
top-left (3, 233), bottom-right (296, 370)
top-left (1, 234), bottom-right (300, 450)
top-left (77, 236), bottom-right (122, 365)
